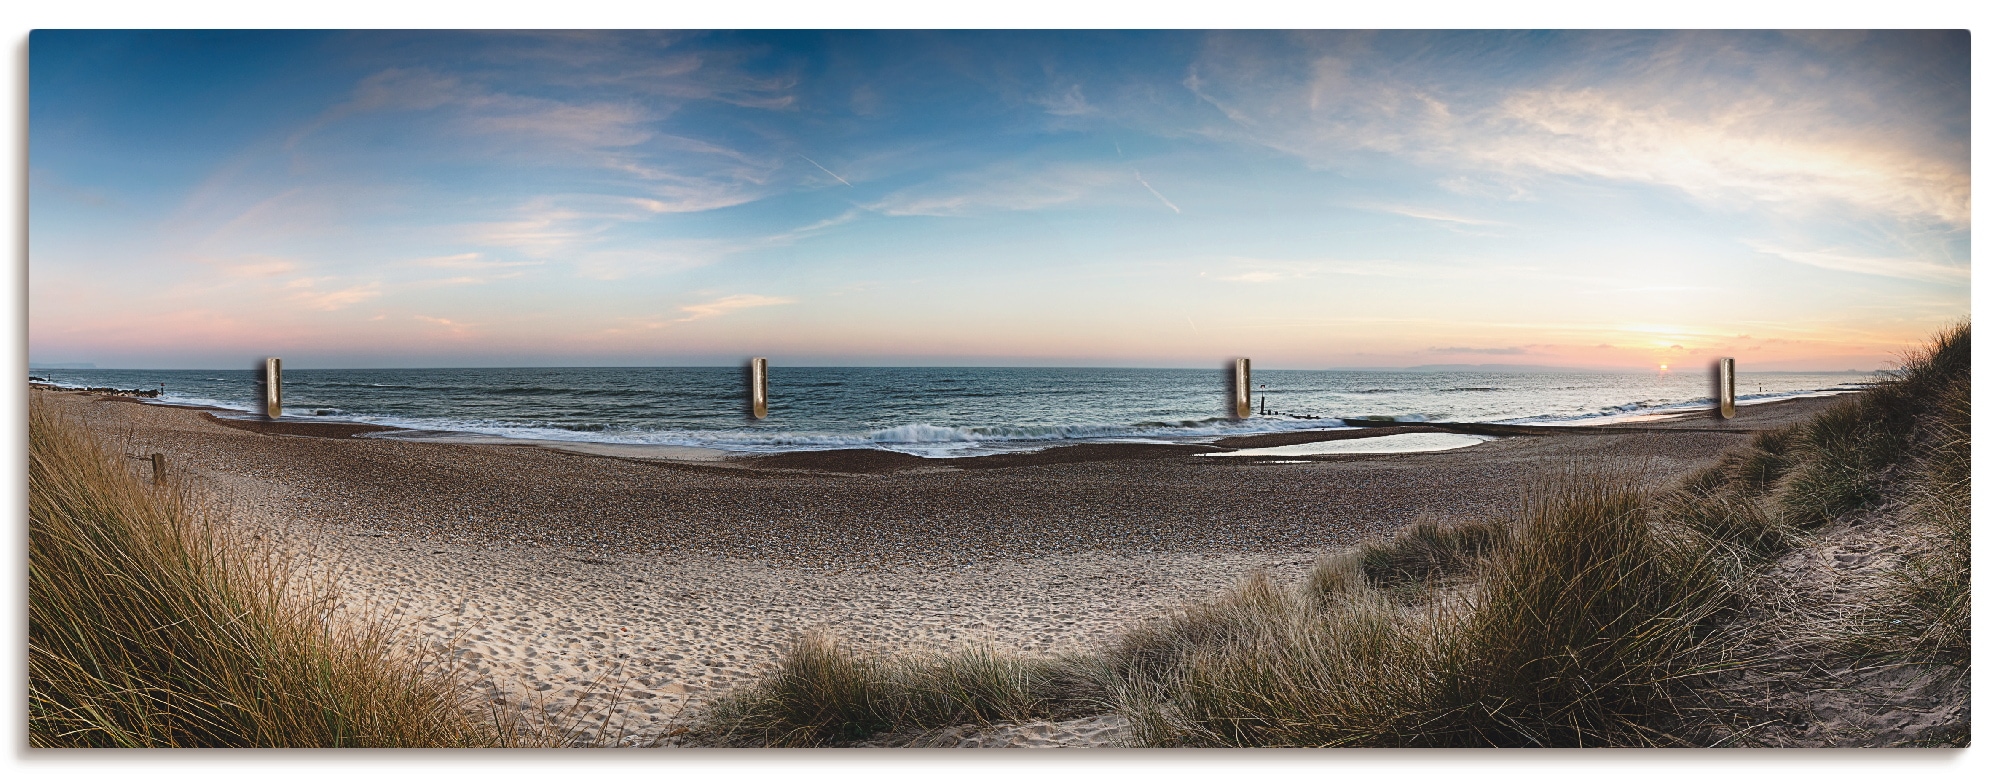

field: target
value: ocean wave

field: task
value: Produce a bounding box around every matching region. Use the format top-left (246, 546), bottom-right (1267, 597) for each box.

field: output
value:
top-left (1132, 417), bottom-right (1235, 429)
top-left (1340, 413), bottom-right (1433, 423)
top-left (867, 422), bottom-right (1147, 444)
top-left (1502, 398), bottom-right (1696, 424)
top-left (299, 382), bottom-right (727, 403)
top-left (270, 411), bottom-right (1352, 458)
top-left (58, 366), bottom-right (1864, 458)
top-left (300, 381), bottom-right (434, 391)
top-left (1500, 388), bottom-right (1839, 425)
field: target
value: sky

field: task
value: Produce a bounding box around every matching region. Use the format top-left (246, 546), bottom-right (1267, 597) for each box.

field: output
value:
top-left (28, 30), bottom-right (1971, 371)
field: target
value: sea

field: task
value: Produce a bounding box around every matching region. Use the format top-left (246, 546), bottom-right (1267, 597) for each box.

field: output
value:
top-left (29, 366), bottom-right (1873, 458)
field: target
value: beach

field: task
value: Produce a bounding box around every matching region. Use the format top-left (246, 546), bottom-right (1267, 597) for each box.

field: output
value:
top-left (39, 388), bottom-right (1844, 746)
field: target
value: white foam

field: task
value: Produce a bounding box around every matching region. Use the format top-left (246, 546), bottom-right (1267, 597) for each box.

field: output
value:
top-left (70, 367), bottom-right (1863, 460)
top-left (1517, 388), bottom-right (1856, 427)
top-left (1202, 433), bottom-right (1495, 457)
top-left (216, 412), bottom-right (1355, 459)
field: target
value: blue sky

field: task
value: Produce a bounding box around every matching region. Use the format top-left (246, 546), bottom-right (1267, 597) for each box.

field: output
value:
top-left (29, 30), bottom-right (1970, 370)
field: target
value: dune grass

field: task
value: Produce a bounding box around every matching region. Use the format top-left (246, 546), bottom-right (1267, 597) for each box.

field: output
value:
top-left (1116, 471), bottom-right (1729, 747)
top-left (1685, 324), bottom-right (1971, 669)
top-left (1780, 324), bottom-right (1969, 527)
top-left (1851, 335), bottom-right (1970, 668)
top-left (1350, 515), bottom-right (1511, 588)
top-left (698, 633), bottom-right (1108, 746)
top-left (28, 396), bottom-right (490, 747)
top-left (701, 323), bottom-right (1971, 747)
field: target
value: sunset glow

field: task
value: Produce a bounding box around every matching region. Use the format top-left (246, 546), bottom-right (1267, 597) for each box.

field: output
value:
top-left (29, 31), bottom-right (1969, 371)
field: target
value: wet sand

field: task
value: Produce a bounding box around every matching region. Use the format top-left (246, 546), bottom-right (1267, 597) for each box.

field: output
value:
top-left (35, 388), bottom-right (1842, 745)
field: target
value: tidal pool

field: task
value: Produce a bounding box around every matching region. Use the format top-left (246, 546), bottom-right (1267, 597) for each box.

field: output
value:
top-left (1201, 432), bottom-right (1496, 457)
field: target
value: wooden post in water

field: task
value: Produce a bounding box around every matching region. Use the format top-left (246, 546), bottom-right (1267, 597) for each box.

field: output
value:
top-left (1716, 357), bottom-right (1736, 420)
top-left (749, 357), bottom-right (769, 419)
top-left (262, 357), bottom-right (283, 420)
top-left (151, 453), bottom-right (167, 485)
top-left (1232, 358), bottom-right (1252, 420)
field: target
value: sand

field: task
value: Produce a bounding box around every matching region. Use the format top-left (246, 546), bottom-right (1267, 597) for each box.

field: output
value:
top-left (34, 388), bottom-right (1836, 746)
top-left (295, 530), bottom-right (1313, 747)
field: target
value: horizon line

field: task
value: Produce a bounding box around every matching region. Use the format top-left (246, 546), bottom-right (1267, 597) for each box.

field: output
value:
top-left (29, 362), bottom-right (1883, 375)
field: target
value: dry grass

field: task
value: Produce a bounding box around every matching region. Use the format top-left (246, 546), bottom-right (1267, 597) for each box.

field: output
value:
top-left (696, 323), bottom-right (1971, 748)
top-left (28, 395), bottom-right (492, 747)
top-left (1119, 471), bottom-right (1728, 747)
top-left (1662, 325), bottom-right (1971, 747)
top-left (1349, 516), bottom-right (1510, 588)
top-left (1780, 323), bottom-right (1969, 528)
top-left (697, 633), bottom-right (1107, 746)
top-left (1851, 358), bottom-right (1970, 668)
top-left (706, 472), bottom-right (1732, 748)
top-left (1732, 323), bottom-right (1970, 670)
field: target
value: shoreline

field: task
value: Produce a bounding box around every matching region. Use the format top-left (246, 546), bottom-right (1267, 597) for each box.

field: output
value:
top-left (34, 385), bottom-right (1842, 565)
top-left (34, 381), bottom-right (1853, 472)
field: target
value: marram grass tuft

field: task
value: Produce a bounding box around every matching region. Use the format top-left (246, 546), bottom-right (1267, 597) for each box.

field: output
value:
top-left (28, 396), bottom-right (489, 747)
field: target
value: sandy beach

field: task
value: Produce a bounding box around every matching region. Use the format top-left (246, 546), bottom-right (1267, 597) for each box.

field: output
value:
top-left (38, 389), bottom-right (1844, 746)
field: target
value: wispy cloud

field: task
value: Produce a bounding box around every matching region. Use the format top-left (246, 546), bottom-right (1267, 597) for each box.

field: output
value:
top-left (871, 165), bottom-right (1124, 217)
top-left (1214, 270), bottom-right (1288, 283)
top-left (790, 209), bottom-right (862, 235)
top-left (465, 99), bottom-right (653, 149)
top-left (1035, 84), bottom-right (1094, 116)
top-left (290, 54), bottom-right (790, 218)
top-left (540, 206), bottom-right (861, 282)
top-left (529, 35), bottom-right (799, 110)
top-left (1202, 256), bottom-right (1504, 284)
top-left (1430, 345), bottom-right (1530, 355)
top-left (1437, 175), bottom-right (1532, 201)
top-left (1134, 172), bottom-right (1181, 214)
top-left (198, 256), bottom-right (302, 278)
top-left (464, 195), bottom-right (745, 257)
top-left (673, 294), bottom-right (796, 323)
top-left (1470, 87), bottom-right (1968, 227)
top-left (1750, 244), bottom-right (1968, 284)
top-left (290, 281), bottom-right (382, 312)
top-left (410, 314), bottom-right (477, 336)
top-left (798, 154), bottom-right (853, 187)
top-left (1375, 205), bottom-right (1500, 227)
top-left (409, 252), bottom-right (541, 270)
top-left (1181, 32), bottom-right (1970, 232)
top-left (867, 161), bottom-right (1207, 218)
top-left (466, 201), bottom-right (621, 255)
